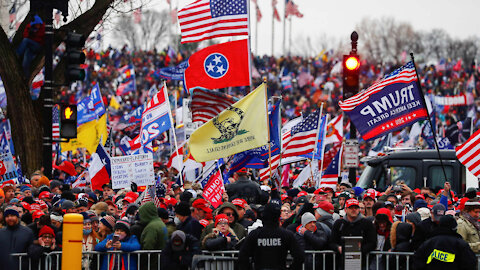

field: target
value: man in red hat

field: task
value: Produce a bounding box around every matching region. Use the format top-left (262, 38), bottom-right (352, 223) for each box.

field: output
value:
top-left (232, 198), bottom-right (253, 228)
top-left (191, 198), bottom-right (212, 221)
top-left (330, 198), bottom-right (376, 269)
top-left (363, 189), bottom-right (376, 217)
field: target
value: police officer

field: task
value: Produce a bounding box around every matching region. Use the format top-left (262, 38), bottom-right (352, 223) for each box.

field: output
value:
top-left (239, 202), bottom-right (305, 270)
top-left (413, 215), bottom-right (476, 270)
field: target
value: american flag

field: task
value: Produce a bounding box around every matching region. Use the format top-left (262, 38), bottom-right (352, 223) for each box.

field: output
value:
top-left (320, 145), bottom-right (342, 189)
top-left (191, 89), bottom-right (237, 124)
top-left (272, 0), bottom-right (280, 21)
top-left (178, 0), bottom-right (249, 44)
top-left (255, 5), bottom-right (262, 22)
top-left (339, 61), bottom-right (417, 112)
top-left (52, 105), bottom-right (60, 139)
top-left (141, 186), bottom-right (163, 208)
top-left (259, 154), bottom-right (280, 182)
top-left (282, 110), bottom-right (321, 158)
top-left (285, 0), bottom-right (303, 18)
top-left (455, 128), bottom-right (480, 178)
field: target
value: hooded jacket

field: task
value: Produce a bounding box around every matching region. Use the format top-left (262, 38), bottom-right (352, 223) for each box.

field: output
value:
top-left (200, 202), bottom-right (247, 242)
top-left (413, 227), bottom-right (476, 270)
top-left (456, 214), bottom-right (480, 253)
top-left (391, 221), bottom-right (413, 252)
top-left (138, 202), bottom-right (168, 250)
top-left (95, 233), bottom-right (141, 270)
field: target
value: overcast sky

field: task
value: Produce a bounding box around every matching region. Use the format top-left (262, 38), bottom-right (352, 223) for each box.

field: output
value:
top-left (142, 0), bottom-right (480, 56)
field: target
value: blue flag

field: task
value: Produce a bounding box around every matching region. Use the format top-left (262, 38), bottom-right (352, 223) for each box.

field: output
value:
top-left (155, 61), bottom-right (188, 81)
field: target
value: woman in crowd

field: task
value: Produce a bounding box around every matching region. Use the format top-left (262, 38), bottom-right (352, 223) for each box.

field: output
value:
top-left (202, 214), bottom-right (238, 251)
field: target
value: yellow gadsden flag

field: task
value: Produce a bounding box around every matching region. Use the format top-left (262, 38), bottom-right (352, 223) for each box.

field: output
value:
top-left (189, 83), bottom-right (269, 162)
top-left (61, 114), bottom-right (108, 154)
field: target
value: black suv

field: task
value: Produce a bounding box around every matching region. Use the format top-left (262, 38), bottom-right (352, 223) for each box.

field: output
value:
top-left (356, 149), bottom-right (477, 194)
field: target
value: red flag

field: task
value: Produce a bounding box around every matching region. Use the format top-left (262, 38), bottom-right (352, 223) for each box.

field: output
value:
top-left (202, 168), bottom-right (224, 208)
top-left (133, 9), bottom-right (142, 24)
top-left (184, 39), bottom-right (250, 91)
top-left (256, 5), bottom-right (262, 22)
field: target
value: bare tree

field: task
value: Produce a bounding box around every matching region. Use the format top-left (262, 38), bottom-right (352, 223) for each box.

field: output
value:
top-left (0, 0), bottom-right (153, 175)
top-left (113, 10), bottom-right (171, 51)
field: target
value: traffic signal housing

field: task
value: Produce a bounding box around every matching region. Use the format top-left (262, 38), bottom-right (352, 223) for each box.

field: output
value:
top-left (60, 104), bottom-right (77, 139)
top-left (64, 32), bottom-right (86, 84)
top-left (343, 54), bottom-right (360, 100)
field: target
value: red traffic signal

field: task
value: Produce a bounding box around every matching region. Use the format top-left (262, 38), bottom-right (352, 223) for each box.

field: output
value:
top-left (345, 56), bottom-right (360, 70)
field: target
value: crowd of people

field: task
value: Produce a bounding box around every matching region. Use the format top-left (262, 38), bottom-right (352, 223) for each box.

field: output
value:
top-left (0, 167), bottom-right (479, 269)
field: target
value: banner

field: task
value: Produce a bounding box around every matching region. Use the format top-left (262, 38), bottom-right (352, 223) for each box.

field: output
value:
top-left (202, 167), bottom-right (224, 208)
top-left (0, 128), bottom-right (17, 183)
top-left (111, 153), bottom-right (154, 189)
top-left (140, 84), bottom-right (172, 146)
top-left (156, 61), bottom-right (188, 81)
top-left (339, 62), bottom-right (428, 141)
top-left (189, 83), bottom-right (268, 162)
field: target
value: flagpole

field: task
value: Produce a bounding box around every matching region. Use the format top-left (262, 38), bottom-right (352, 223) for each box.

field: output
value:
top-left (288, 17), bottom-right (292, 54)
top-left (271, 0), bottom-right (274, 56)
top-left (255, 3), bottom-right (258, 54)
top-left (264, 80), bottom-right (273, 187)
top-left (283, 3), bottom-right (286, 55)
top-left (246, 0), bottom-right (253, 90)
top-left (164, 81), bottom-right (184, 186)
top-left (317, 114), bottom-right (329, 188)
top-left (410, 53), bottom-right (448, 183)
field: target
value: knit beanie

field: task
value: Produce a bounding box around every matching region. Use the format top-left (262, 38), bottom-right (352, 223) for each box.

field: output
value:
top-left (215, 214), bottom-right (229, 227)
top-left (114, 220), bottom-right (130, 235)
top-left (39, 225), bottom-right (55, 238)
top-left (100, 215), bottom-right (116, 231)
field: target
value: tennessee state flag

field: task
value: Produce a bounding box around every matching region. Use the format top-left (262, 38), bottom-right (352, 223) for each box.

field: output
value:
top-left (189, 83), bottom-right (268, 162)
top-left (184, 39), bottom-right (250, 90)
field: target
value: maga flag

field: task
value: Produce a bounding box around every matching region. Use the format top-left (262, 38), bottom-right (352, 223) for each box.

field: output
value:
top-left (339, 61), bottom-right (428, 141)
top-left (189, 83), bottom-right (268, 162)
top-left (140, 84), bottom-right (172, 146)
top-left (184, 39), bottom-right (250, 91)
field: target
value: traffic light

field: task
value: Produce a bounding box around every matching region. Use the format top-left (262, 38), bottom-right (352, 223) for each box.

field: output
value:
top-left (64, 31), bottom-right (86, 84)
top-left (342, 54), bottom-right (360, 100)
top-left (60, 104), bottom-right (77, 139)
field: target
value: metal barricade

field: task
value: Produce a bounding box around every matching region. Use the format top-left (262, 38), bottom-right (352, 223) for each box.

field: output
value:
top-left (366, 251), bottom-right (415, 270)
top-left (302, 250), bottom-right (336, 270)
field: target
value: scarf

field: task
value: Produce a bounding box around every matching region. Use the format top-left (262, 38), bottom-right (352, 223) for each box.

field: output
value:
top-left (462, 212), bottom-right (480, 231)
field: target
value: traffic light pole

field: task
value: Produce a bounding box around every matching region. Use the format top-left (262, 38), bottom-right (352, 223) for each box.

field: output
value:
top-left (42, 2), bottom-right (54, 179)
top-left (347, 31), bottom-right (359, 186)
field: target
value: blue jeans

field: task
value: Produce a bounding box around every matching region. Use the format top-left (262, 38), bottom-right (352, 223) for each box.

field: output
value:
top-left (16, 38), bottom-right (41, 77)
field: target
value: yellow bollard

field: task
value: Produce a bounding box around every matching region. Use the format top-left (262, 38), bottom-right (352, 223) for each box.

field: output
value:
top-left (62, 213), bottom-right (84, 270)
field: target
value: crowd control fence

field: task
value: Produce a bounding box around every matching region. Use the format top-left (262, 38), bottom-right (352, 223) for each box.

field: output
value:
top-left (9, 250), bottom-right (480, 270)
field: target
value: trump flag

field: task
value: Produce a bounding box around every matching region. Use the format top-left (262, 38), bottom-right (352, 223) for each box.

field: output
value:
top-left (184, 39), bottom-right (250, 91)
top-left (140, 84), bottom-right (172, 146)
top-left (339, 62), bottom-right (428, 141)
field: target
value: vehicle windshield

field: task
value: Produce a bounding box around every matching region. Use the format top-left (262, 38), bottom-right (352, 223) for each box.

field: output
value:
top-left (357, 165), bottom-right (375, 189)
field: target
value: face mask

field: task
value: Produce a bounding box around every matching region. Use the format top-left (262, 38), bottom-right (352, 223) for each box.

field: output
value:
top-left (83, 229), bottom-right (92, 235)
top-left (118, 234), bottom-right (126, 241)
top-left (174, 216), bottom-right (181, 226)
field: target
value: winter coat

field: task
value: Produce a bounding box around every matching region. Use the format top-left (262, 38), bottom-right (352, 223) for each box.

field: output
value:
top-left (0, 223), bottom-right (35, 269)
top-left (412, 217), bottom-right (439, 250)
top-left (138, 202), bottom-right (168, 250)
top-left (95, 234), bottom-right (141, 270)
top-left (239, 224), bottom-right (305, 270)
top-left (202, 228), bottom-right (238, 251)
top-left (413, 227), bottom-right (476, 270)
top-left (200, 203), bottom-right (247, 242)
top-left (138, 202), bottom-right (168, 270)
top-left (176, 216), bottom-right (204, 240)
top-left (456, 214), bottom-right (480, 253)
top-left (330, 215), bottom-right (377, 269)
top-left (160, 233), bottom-right (200, 270)
top-left (389, 222), bottom-right (413, 270)
top-left (27, 244), bottom-right (62, 270)
top-left (295, 224), bottom-right (329, 270)
top-left (225, 176), bottom-right (263, 204)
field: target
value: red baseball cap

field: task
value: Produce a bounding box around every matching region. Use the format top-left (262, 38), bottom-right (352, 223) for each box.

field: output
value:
top-left (315, 201), bottom-right (334, 214)
top-left (39, 191), bottom-right (51, 200)
top-left (30, 203), bottom-right (41, 211)
top-left (415, 194), bottom-right (425, 200)
top-left (192, 198), bottom-right (211, 212)
top-left (281, 194), bottom-right (289, 201)
top-left (123, 196), bottom-right (135, 204)
top-left (345, 198), bottom-right (360, 208)
top-left (215, 214), bottom-right (229, 227)
top-left (199, 219), bottom-right (209, 228)
top-left (297, 191), bottom-right (308, 197)
top-left (32, 210), bottom-right (45, 220)
top-left (21, 202), bottom-right (31, 211)
top-left (232, 198), bottom-right (247, 209)
top-left (314, 188), bottom-right (327, 195)
top-left (363, 191), bottom-right (376, 200)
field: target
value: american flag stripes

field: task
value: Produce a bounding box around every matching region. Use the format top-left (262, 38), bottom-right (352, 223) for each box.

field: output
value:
top-left (178, 0), bottom-right (249, 44)
top-left (141, 186), bottom-right (163, 208)
top-left (282, 110), bottom-right (321, 158)
top-left (339, 62), bottom-right (417, 112)
top-left (52, 105), bottom-right (60, 139)
top-left (456, 128), bottom-right (480, 178)
top-left (191, 89), bottom-right (237, 124)
top-left (285, 0), bottom-right (303, 18)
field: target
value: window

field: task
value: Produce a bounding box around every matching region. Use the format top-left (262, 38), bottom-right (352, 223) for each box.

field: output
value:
top-left (429, 165), bottom-right (453, 191)
top-left (390, 166), bottom-right (416, 187)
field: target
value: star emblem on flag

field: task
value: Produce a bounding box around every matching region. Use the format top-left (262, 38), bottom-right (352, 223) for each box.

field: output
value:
top-left (204, 53), bottom-right (229, 79)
